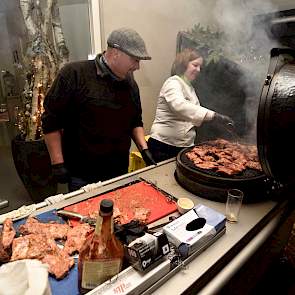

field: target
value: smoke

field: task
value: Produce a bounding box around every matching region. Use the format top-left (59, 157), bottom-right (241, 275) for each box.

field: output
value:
top-left (213, 0), bottom-right (275, 42)
top-left (211, 0), bottom-right (280, 143)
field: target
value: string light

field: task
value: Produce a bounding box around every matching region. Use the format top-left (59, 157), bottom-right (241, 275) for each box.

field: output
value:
top-left (17, 0), bottom-right (68, 140)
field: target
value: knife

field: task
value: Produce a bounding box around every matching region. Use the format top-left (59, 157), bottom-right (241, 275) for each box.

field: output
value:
top-left (57, 210), bottom-right (96, 226)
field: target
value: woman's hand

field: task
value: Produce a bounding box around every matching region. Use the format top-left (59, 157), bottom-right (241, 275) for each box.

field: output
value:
top-left (212, 112), bottom-right (234, 127)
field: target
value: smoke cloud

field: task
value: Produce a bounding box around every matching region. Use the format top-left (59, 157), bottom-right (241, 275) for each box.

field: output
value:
top-left (211, 0), bottom-right (281, 142)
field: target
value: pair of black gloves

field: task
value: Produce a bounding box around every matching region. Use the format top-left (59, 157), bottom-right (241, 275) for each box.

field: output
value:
top-left (51, 149), bottom-right (156, 184)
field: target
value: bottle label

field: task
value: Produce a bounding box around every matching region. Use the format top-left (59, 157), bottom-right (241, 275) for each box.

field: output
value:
top-left (81, 258), bottom-right (122, 289)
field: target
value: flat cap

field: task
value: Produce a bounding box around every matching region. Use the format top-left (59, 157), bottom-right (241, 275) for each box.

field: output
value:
top-left (107, 28), bottom-right (151, 60)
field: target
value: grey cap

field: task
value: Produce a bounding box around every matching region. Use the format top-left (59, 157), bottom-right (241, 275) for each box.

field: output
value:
top-left (107, 28), bottom-right (151, 60)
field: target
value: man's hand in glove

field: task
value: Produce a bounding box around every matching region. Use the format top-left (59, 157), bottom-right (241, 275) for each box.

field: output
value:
top-left (141, 149), bottom-right (157, 166)
top-left (212, 112), bottom-right (234, 127)
top-left (51, 163), bottom-right (70, 184)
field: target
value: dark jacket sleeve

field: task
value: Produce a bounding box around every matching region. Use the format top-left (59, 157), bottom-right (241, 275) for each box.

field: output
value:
top-left (128, 74), bottom-right (143, 129)
top-left (42, 65), bottom-right (76, 134)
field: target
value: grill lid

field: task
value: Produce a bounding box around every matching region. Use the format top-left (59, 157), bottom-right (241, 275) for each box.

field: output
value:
top-left (257, 48), bottom-right (295, 185)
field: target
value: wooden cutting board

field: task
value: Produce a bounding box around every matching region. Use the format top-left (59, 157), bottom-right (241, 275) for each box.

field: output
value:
top-left (64, 180), bottom-right (177, 225)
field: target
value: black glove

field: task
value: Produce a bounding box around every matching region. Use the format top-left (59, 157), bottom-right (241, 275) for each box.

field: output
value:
top-left (141, 149), bottom-right (157, 166)
top-left (115, 220), bottom-right (147, 245)
top-left (51, 163), bottom-right (70, 184)
top-left (212, 112), bottom-right (234, 127)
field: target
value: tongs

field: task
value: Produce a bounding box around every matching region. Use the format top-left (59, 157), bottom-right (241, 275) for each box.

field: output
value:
top-left (224, 122), bottom-right (241, 142)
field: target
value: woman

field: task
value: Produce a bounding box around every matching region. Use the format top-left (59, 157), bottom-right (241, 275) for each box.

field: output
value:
top-left (148, 48), bottom-right (233, 163)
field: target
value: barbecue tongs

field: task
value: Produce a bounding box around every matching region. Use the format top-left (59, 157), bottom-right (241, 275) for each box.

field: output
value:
top-left (224, 122), bottom-right (241, 142)
top-left (57, 210), bottom-right (96, 226)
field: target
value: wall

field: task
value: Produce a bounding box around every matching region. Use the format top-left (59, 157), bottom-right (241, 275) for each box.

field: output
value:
top-left (59, 0), bottom-right (91, 61)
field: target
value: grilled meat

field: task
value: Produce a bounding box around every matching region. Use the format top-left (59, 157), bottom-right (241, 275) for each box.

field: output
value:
top-left (11, 234), bottom-right (57, 261)
top-left (2, 218), bottom-right (15, 249)
top-left (0, 242), bottom-right (10, 263)
top-left (0, 218), bottom-right (15, 263)
top-left (11, 233), bottom-right (74, 279)
top-left (133, 207), bottom-right (151, 223)
top-left (18, 217), bottom-right (70, 240)
top-left (42, 252), bottom-right (75, 279)
top-left (63, 223), bottom-right (94, 255)
top-left (186, 139), bottom-right (262, 176)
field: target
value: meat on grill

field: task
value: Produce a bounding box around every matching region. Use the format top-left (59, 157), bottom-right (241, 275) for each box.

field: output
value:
top-left (18, 217), bottom-right (70, 240)
top-left (11, 233), bottom-right (74, 279)
top-left (186, 139), bottom-right (262, 176)
top-left (63, 223), bottom-right (94, 255)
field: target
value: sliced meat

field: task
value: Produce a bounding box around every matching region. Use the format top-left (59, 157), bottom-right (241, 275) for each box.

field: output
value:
top-left (226, 162), bottom-right (245, 174)
top-left (133, 207), bottom-right (151, 224)
top-left (11, 233), bottom-right (74, 279)
top-left (0, 238), bottom-right (10, 263)
top-left (42, 252), bottom-right (75, 279)
top-left (18, 217), bottom-right (70, 240)
top-left (217, 166), bottom-right (236, 175)
top-left (113, 207), bottom-right (129, 224)
top-left (191, 147), bottom-right (208, 157)
top-left (193, 158), bottom-right (204, 164)
top-left (203, 155), bottom-right (215, 162)
top-left (196, 161), bottom-right (218, 170)
top-left (11, 234), bottom-right (58, 261)
top-left (63, 223), bottom-right (94, 255)
top-left (1, 218), bottom-right (15, 249)
top-left (246, 161), bottom-right (262, 171)
top-left (217, 157), bottom-right (232, 165)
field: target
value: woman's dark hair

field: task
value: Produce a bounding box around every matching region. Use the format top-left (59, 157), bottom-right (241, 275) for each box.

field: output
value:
top-left (171, 48), bottom-right (201, 76)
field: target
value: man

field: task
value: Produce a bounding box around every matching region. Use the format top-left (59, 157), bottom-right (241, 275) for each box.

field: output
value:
top-left (42, 28), bottom-right (156, 191)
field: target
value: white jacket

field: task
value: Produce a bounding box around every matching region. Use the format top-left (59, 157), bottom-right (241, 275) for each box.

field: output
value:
top-left (150, 75), bottom-right (214, 147)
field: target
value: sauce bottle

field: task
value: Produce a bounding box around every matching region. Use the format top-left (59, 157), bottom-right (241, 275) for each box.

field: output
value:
top-left (78, 199), bottom-right (124, 294)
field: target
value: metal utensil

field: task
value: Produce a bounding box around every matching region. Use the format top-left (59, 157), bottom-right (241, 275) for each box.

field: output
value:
top-left (57, 210), bottom-right (96, 226)
top-left (224, 122), bottom-right (241, 142)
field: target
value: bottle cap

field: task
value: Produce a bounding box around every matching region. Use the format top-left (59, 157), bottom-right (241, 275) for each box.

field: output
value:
top-left (100, 199), bottom-right (113, 214)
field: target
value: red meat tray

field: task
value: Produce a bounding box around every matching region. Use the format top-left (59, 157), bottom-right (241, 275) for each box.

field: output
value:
top-left (64, 180), bottom-right (177, 225)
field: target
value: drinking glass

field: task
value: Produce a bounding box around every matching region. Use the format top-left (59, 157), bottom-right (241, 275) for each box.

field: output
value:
top-left (226, 189), bottom-right (244, 223)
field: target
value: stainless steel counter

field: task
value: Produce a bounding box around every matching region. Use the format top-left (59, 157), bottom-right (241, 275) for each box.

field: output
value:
top-left (138, 161), bottom-right (283, 294)
top-left (13, 159), bottom-right (285, 294)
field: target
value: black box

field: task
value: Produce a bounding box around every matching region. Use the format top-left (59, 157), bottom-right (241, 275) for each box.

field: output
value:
top-left (124, 231), bottom-right (170, 272)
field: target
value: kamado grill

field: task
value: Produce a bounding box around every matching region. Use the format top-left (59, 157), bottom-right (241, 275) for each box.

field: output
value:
top-left (175, 48), bottom-right (295, 203)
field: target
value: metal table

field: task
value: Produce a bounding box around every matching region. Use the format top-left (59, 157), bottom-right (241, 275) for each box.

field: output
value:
top-left (26, 158), bottom-right (286, 294)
